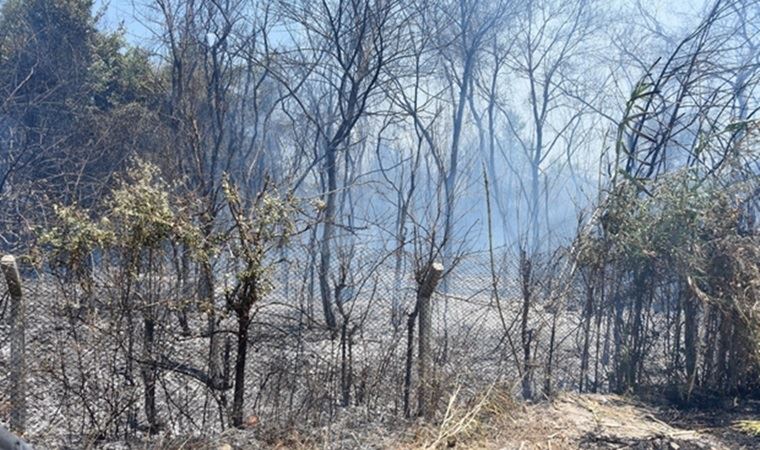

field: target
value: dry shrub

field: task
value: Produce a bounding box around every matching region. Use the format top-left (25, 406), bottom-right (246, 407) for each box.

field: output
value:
top-left (389, 383), bottom-right (519, 450)
top-left (576, 152), bottom-right (760, 396)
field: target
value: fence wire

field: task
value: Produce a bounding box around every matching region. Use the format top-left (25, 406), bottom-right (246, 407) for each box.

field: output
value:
top-left (0, 246), bottom-right (596, 447)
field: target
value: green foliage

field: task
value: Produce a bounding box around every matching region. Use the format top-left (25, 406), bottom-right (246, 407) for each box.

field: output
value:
top-left (222, 176), bottom-right (298, 310)
top-left (0, 0), bottom-right (158, 109)
top-left (0, 0), bottom-right (163, 221)
top-left (38, 161), bottom-right (300, 314)
top-left (90, 30), bottom-right (160, 109)
top-left (0, 0), bottom-right (95, 97)
top-left (577, 157), bottom-right (760, 386)
top-left (582, 166), bottom-right (750, 271)
top-left (38, 203), bottom-right (114, 273)
top-left (110, 160), bottom-right (178, 249)
top-left (39, 159), bottom-right (204, 273)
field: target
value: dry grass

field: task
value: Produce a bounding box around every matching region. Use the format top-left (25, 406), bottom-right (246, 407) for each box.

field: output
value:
top-left (136, 389), bottom-right (742, 450)
top-left (734, 420), bottom-right (760, 436)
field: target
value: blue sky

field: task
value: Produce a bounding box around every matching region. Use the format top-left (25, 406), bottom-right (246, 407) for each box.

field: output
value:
top-left (96, 0), bottom-right (709, 47)
top-left (95, 0), bottom-right (154, 44)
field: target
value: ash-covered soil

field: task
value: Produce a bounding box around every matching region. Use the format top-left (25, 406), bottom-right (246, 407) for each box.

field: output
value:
top-left (98, 393), bottom-right (759, 449)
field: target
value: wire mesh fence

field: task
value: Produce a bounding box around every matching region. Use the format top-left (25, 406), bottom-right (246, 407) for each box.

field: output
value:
top-left (0, 245), bottom-right (591, 447)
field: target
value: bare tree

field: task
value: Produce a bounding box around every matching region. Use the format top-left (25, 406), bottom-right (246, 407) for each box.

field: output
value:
top-left (151, 0), bottom-right (281, 410)
top-left (503, 0), bottom-right (601, 254)
top-left (277, 0), bottom-right (403, 330)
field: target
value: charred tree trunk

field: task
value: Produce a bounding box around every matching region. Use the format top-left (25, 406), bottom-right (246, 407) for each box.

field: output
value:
top-left (519, 249), bottom-right (533, 400)
top-left (340, 319), bottom-right (354, 407)
top-left (319, 142), bottom-right (338, 331)
top-left (683, 292), bottom-right (698, 398)
top-left (403, 306), bottom-right (417, 418)
top-left (142, 312), bottom-right (158, 434)
top-left (232, 312), bottom-right (251, 428)
top-left (579, 278), bottom-right (595, 393)
top-left (627, 270), bottom-right (647, 391)
top-left (545, 310), bottom-right (558, 397)
top-left (612, 286), bottom-right (626, 394)
top-left (417, 261), bottom-right (443, 419)
top-left (702, 307), bottom-right (718, 390)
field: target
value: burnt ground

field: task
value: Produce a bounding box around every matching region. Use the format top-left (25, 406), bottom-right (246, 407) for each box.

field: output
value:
top-left (100, 393), bottom-right (760, 449)
top-left (651, 396), bottom-right (760, 450)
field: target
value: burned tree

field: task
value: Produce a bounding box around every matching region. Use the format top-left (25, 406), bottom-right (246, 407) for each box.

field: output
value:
top-left (222, 176), bottom-right (297, 427)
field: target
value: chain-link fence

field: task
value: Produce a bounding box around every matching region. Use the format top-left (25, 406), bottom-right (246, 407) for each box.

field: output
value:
top-left (0, 245), bottom-right (591, 447)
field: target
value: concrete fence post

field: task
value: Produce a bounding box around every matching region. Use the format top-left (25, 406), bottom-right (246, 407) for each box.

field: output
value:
top-left (417, 261), bottom-right (443, 419)
top-left (0, 424), bottom-right (32, 450)
top-left (1, 255), bottom-right (25, 435)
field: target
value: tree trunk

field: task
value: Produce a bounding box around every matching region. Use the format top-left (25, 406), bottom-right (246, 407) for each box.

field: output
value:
top-left (403, 308), bottom-right (417, 418)
top-left (340, 320), bottom-right (352, 407)
top-left (519, 250), bottom-right (533, 400)
top-left (684, 292), bottom-right (698, 396)
top-left (319, 142), bottom-right (338, 331)
top-left (544, 311), bottom-right (557, 397)
top-left (628, 270), bottom-right (647, 391)
top-left (201, 260), bottom-right (224, 389)
top-left (529, 162), bottom-right (541, 253)
top-left (417, 262), bottom-right (443, 419)
top-left (1, 256), bottom-right (25, 434)
top-left (142, 314), bottom-right (158, 434)
top-left (579, 280), bottom-right (595, 392)
top-left (232, 313), bottom-right (251, 428)
top-left (612, 283), bottom-right (627, 393)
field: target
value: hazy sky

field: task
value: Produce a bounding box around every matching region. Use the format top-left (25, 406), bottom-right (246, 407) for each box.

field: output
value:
top-left (95, 0), bottom-right (711, 47)
top-left (94, 0), bottom-right (153, 44)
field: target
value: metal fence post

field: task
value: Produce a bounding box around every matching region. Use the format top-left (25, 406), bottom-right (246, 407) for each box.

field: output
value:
top-left (417, 261), bottom-right (443, 419)
top-left (1, 255), bottom-right (25, 435)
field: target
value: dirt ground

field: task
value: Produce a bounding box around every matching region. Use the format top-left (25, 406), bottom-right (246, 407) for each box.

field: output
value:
top-left (480, 393), bottom-right (753, 449)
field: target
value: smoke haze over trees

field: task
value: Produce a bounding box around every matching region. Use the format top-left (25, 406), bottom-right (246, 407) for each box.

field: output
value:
top-left (0, 0), bottom-right (759, 448)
